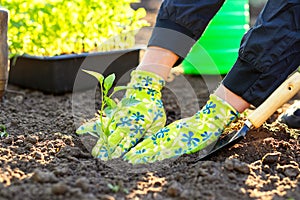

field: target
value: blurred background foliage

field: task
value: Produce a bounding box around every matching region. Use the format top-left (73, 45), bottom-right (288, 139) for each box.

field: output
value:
top-left (0, 0), bottom-right (149, 57)
top-left (0, 0), bottom-right (269, 57)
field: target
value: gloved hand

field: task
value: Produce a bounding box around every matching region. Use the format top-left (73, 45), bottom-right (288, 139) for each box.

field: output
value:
top-left (76, 70), bottom-right (166, 160)
top-left (123, 94), bottom-right (239, 164)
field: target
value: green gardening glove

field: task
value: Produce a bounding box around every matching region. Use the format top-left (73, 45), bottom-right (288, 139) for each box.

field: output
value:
top-left (123, 94), bottom-right (239, 164)
top-left (76, 70), bottom-right (166, 160)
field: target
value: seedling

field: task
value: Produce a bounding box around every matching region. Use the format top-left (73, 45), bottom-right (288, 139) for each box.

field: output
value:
top-left (81, 69), bottom-right (140, 159)
top-left (107, 183), bottom-right (129, 194)
top-left (0, 125), bottom-right (8, 138)
top-left (107, 183), bottom-right (120, 193)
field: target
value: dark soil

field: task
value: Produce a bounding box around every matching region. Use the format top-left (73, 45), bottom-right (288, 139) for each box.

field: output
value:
top-left (0, 73), bottom-right (300, 200)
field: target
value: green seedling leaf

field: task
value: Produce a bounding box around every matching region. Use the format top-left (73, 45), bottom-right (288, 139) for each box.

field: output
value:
top-left (121, 98), bottom-right (140, 107)
top-left (0, 125), bottom-right (8, 138)
top-left (76, 121), bottom-right (103, 138)
top-left (107, 183), bottom-right (120, 193)
top-left (82, 69), bottom-right (104, 84)
top-left (113, 86), bottom-right (134, 93)
top-left (87, 131), bottom-right (100, 139)
top-left (104, 96), bottom-right (117, 109)
top-left (104, 107), bottom-right (118, 118)
top-left (123, 188), bottom-right (129, 194)
top-left (104, 73), bottom-right (116, 92)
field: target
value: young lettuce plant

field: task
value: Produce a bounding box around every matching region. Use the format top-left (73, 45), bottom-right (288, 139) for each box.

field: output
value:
top-left (81, 69), bottom-right (140, 159)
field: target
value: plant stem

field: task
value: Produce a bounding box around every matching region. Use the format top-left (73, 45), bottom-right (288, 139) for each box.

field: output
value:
top-left (99, 82), bottom-right (112, 159)
top-left (99, 82), bottom-right (105, 133)
top-left (101, 82), bottom-right (119, 159)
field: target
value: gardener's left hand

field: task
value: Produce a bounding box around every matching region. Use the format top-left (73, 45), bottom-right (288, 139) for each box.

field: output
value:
top-left (76, 70), bottom-right (167, 160)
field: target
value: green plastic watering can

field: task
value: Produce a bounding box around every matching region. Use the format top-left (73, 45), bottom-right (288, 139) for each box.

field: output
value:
top-left (182, 0), bottom-right (250, 75)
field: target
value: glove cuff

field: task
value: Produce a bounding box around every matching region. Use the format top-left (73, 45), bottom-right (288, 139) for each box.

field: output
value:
top-left (201, 94), bottom-right (240, 126)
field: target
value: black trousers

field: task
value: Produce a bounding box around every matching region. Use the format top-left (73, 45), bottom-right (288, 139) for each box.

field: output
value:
top-left (149, 0), bottom-right (300, 106)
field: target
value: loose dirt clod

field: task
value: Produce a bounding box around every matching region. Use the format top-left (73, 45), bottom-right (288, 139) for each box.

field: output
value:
top-left (52, 182), bottom-right (69, 195)
top-left (31, 169), bottom-right (58, 183)
top-left (262, 152), bottom-right (281, 164)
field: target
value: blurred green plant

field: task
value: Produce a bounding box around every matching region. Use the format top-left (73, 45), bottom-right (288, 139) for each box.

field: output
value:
top-left (107, 183), bottom-right (129, 194)
top-left (0, 0), bottom-right (148, 57)
top-left (0, 124), bottom-right (8, 137)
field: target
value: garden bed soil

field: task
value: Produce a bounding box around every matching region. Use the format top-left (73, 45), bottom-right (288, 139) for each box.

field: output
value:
top-left (0, 73), bottom-right (300, 200)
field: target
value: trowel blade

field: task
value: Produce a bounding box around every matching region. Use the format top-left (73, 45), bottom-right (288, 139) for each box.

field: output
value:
top-left (191, 125), bottom-right (250, 163)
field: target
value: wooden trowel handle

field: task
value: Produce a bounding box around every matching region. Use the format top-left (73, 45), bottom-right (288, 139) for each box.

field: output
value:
top-left (248, 72), bottom-right (300, 128)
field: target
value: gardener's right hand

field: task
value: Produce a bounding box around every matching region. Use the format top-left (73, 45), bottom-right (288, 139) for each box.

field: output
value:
top-left (76, 70), bottom-right (166, 160)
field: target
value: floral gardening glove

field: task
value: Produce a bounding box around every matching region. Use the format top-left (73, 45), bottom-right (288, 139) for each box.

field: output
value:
top-left (76, 70), bottom-right (166, 160)
top-left (123, 94), bottom-right (239, 164)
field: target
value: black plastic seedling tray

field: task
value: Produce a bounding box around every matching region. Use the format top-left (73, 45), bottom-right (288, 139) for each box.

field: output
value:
top-left (8, 48), bottom-right (141, 94)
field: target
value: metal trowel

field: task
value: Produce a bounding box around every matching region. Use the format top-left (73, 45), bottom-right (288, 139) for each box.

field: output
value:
top-left (192, 71), bottom-right (300, 163)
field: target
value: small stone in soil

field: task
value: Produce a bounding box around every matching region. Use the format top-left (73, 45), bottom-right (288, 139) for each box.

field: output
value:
top-left (224, 158), bottom-right (250, 174)
top-left (167, 181), bottom-right (182, 197)
top-left (98, 194), bottom-right (115, 200)
top-left (33, 151), bottom-right (44, 160)
top-left (3, 136), bottom-right (13, 144)
top-left (75, 177), bottom-right (90, 192)
top-left (26, 135), bottom-right (39, 144)
top-left (31, 169), bottom-right (58, 183)
top-left (280, 164), bottom-right (300, 178)
top-left (52, 182), bottom-right (69, 195)
top-left (53, 167), bottom-right (70, 176)
top-left (262, 152), bottom-right (281, 164)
